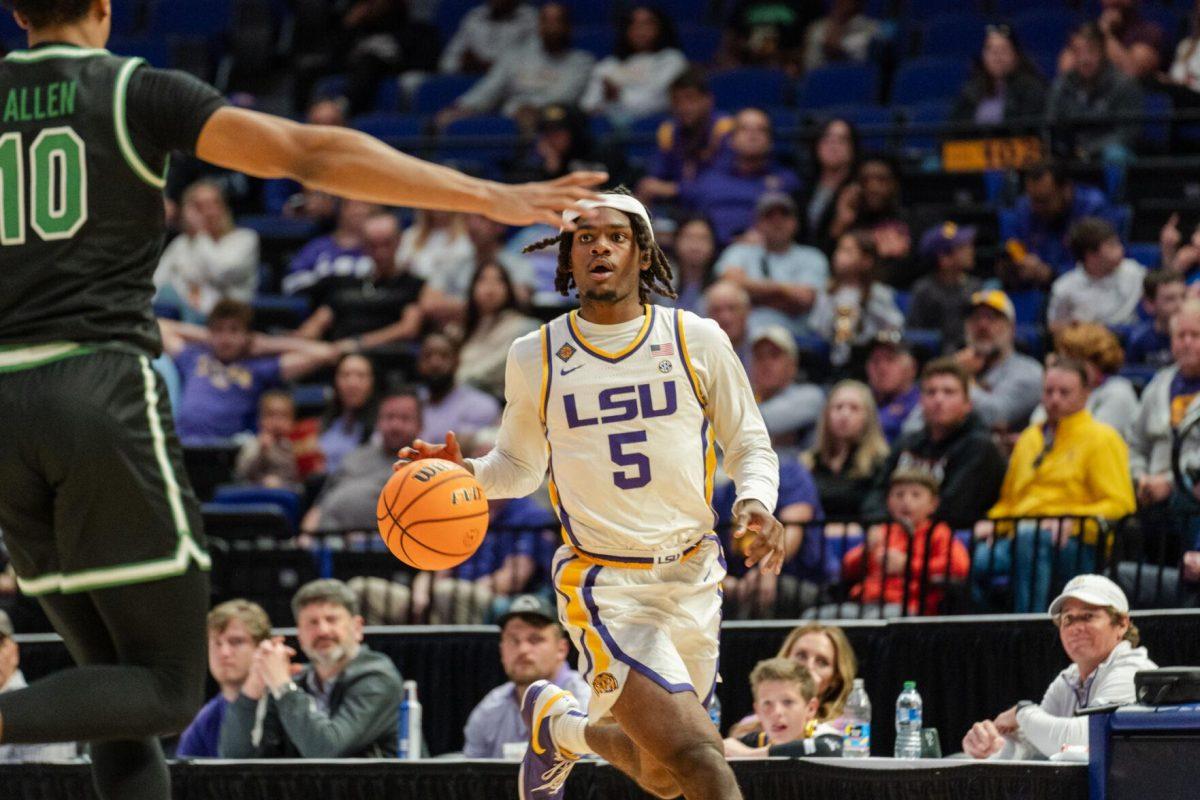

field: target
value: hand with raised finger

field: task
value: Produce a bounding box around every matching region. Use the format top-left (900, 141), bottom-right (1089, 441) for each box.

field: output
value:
top-left (734, 499), bottom-right (786, 575)
top-left (393, 431), bottom-right (466, 472)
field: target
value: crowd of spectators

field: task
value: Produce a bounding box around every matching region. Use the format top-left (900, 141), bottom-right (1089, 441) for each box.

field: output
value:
top-left (11, 1), bottom-right (1200, 653)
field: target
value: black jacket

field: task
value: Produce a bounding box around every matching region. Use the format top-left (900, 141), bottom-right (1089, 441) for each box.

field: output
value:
top-left (861, 411), bottom-right (1007, 528)
top-left (950, 68), bottom-right (1047, 127)
top-left (219, 645), bottom-right (403, 759)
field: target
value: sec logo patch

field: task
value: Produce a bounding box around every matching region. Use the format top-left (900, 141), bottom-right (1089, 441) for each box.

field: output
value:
top-left (658, 359), bottom-right (672, 373)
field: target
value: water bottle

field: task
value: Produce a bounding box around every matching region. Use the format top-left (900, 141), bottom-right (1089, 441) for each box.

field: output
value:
top-left (707, 694), bottom-right (722, 731)
top-left (893, 681), bottom-right (923, 759)
top-left (842, 678), bottom-right (872, 758)
top-left (398, 680), bottom-right (423, 760)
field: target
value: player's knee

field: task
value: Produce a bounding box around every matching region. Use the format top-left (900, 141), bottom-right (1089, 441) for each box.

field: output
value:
top-left (637, 765), bottom-right (682, 799)
top-left (665, 739), bottom-right (728, 782)
top-left (156, 663), bottom-right (207, 734)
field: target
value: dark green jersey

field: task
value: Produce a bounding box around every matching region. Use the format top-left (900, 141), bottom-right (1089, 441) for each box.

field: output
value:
top-left (0, 43), bottom-right (226, 355)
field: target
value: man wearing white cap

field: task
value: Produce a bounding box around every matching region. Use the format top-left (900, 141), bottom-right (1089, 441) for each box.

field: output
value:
top-left (962, 574), bottom-right (1156, 760)
top-left (401, 188), bottom-right (783, 800)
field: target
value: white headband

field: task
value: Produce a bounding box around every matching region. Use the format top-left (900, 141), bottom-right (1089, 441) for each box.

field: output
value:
top-left (561, 193), bottom-right (655, 241)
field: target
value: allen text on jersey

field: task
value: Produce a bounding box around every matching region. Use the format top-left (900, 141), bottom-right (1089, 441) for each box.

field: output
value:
top-left (4, 80), bottom-right (78, 123)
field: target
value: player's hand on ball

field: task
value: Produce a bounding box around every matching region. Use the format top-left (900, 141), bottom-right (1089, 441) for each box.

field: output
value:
top-left (734, 499), bottom-right (786, 575)
top-left (394, 431), bottom-right (466, 471)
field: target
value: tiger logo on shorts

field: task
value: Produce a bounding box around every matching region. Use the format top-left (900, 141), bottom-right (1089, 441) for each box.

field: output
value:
top-left (592, 672), bottom-right (619, 694)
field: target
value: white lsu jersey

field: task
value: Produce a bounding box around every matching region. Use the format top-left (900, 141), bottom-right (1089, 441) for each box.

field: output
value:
top-left (467, 302), bottom-right (779, 564)
top-left (540, 305), bottom-right (714, 560)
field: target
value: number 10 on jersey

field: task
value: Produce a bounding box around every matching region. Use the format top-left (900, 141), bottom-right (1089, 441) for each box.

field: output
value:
top-left (0, 126), bottom-right (87, 244)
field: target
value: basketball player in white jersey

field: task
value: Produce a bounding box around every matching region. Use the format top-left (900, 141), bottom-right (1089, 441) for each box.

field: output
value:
top-left (400, 189), bottom-right (784, 800)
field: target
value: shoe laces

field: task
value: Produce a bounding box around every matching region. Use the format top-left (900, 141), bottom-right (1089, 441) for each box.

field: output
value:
top-left (538, 754), bottom-right (576, 795)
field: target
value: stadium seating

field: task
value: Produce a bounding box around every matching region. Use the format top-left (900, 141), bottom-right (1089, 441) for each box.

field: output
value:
top-left (921, 13), bottom-right (988, 60)
top-left (890, 57), bottom-right (968, 106)
top-left (795, 63), bottom-right (880, 111)
top-left (212, 486), bottom-right (302, 529)
top-left (411, 73), bottom-right (478, 114)
top-left (709, 68), bottom-right (791, 112)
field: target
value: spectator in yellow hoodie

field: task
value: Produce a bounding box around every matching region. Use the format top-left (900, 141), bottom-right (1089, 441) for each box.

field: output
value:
top-left (974, 357), bottom-right (1136, 612)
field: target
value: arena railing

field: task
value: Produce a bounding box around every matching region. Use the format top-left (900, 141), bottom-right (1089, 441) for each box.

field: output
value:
top-left (200, 511), bottom-right (1197, 626)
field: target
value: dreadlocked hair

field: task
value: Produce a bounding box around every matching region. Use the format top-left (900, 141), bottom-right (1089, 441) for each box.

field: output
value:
top-left (521, 186), bottom-right (677, 303)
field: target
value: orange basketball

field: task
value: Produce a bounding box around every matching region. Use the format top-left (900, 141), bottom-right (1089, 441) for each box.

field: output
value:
top-left (376, 458), bottom-right (489, 570)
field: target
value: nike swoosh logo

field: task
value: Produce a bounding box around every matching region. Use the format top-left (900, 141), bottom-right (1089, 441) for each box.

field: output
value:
top-left (560, 365), bottom-right (583, 375)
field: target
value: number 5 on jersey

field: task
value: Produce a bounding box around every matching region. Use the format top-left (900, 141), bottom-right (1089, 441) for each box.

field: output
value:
top-left (0, 126), bottom-right (87, 244)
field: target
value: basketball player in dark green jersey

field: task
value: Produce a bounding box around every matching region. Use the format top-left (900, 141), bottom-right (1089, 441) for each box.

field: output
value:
top-left (0, 2), bottom-right (603, 796)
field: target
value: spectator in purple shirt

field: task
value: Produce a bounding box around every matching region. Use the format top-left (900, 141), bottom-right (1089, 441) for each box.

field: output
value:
top-left (416, 332), bottom-right (501, 444)
top-left (999, 160), bottom-right (1119, 288)
top-left (162, 301), bottom-right (338, 444)
top-left (283, 199), bottom-right (378, 296)
top-left (177, 600), bottom-right (272, 758)
top-left (678, 107), bottom-right (801, 246)
top-left (635, 67), bottom-right (734, 207)
top-left (866, 332), bottom-right (921, 444)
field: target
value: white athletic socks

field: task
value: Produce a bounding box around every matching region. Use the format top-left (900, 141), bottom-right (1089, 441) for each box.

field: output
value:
top-left (550, 710), bottom-right (593, 756)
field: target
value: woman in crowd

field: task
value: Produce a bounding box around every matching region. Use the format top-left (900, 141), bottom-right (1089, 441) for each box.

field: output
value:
top-left (728, 622), bottom-right (859, 738)
top-left (828, 157), bottom-right (913, 286)
top-left (963, 575), bottom-right (1155, 759)
top-left (154, 179), bottom-right (260, 321)
top-left (580, 5), bottom-right (688, 124)
top-left (1030, 323), bottom-right (1138, 441)
top-left (802, 379), bottom-right (890, 522)
top-left (809, 230), bottom-right (905, 371)
top-left (670, 216), bottom-right (719, 315)
top-left (396, 209), bottom-right (476, 322)
top-left (456, 261), bottom-right (540, 398)
top-left (799, 118), bottom-right (859, 255)
top-left (318, 352), bottom-right (379, 474)
top-left (950, 25), bottom-right (1047, 128)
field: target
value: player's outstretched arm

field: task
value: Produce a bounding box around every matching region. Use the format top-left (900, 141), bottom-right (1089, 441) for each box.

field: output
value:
top-left (195, 107), bottom-right (605, 228)
top-left (395, 432), bottom-right (471, 473)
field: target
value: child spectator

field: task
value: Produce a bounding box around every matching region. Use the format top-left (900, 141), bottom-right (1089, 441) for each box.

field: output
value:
top-left (832, 469), bottom-right (969, 618)
top-left (1127, 271), bottom-right (1187, 367)
top-left (723, 658), bottom-right (843, 758)
top-left (809, 230), bottom-right (905, 371)
top-left (1048, 217), bottom-right (1146, 330)
top-left (906, 222), bottom-right (982, 353)
top-left (234, 391), bottom-right (301, 490)
top-left (161, 302), bottom-right (337, 444)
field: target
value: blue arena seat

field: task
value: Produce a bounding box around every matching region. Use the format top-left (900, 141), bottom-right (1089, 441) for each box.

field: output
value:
top-left (901, 0), bottom-right (971, 21)
top-left (412, 73), bottom-right (479, 114)
top-left (678, 25), bottom-right (722, 65)
top-left (1126, 242), bottom-right (1163, 269)
top-left (623, 114), bottom-right (669, 161)
top-left (1011, 10), bottom-right (1082, 55)
top-left (709, 68), bottom-right (790, 112)
top-left (1119, 364), bottom-right (1159, 393)
top-left (238, 215), bottom-right (319, 244)
top-left (1008, 289), bottom-right (1047, 326)
top-left (150, 0), bottom-right (232, 38)
top-left (435, 0), bottom-right (480, 40)
top-left (921, 13), bottom-right (988, 59)
top-left (350, 112), bottom-right (426, 140)
top-left (796, 63), bottom-right (879, 111)
top-left (890, 57), bottom-right (968, 107)
top-left (107, 35), bottom-right (170, 68)
top-left (438, 115), bottom-right (520, 164)
top-left (250, 293), bottom-right (311, 331)
top-left (899, 99), bottom-right (952, 156)
top-left (572, 25), bottom-right (615, 59)
top-left (213, 486), bottom-right (301, 529)
top-left (292, 384), bottom-right (331, 417)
